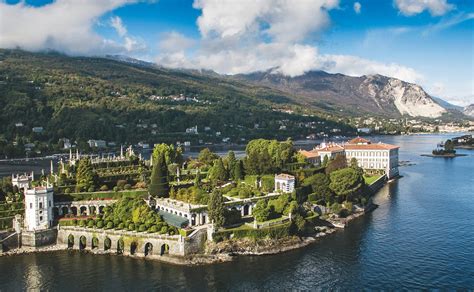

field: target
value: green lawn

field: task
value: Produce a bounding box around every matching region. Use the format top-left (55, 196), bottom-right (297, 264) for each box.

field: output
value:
top-left (364, 175), bottom-right (381, 185)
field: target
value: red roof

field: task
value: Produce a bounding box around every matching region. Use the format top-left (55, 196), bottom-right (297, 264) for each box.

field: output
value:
top-left (344, 143), bottom-right (399, 150)
top-left (348, 137), bottom-right (371, 144)
top-left (299, 150), bottom-right (319, 158)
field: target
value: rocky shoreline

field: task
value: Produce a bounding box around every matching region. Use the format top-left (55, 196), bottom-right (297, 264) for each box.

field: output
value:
top-left (1, 209), bottom-right (372, 266)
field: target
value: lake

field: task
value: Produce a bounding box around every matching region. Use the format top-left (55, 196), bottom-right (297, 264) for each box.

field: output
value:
top-left (0, 134), bottom-right (473, 290)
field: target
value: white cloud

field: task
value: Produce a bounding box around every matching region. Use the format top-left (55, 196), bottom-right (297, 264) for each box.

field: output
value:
top-left (0, 0), bottom-right (144, 55)
top-left (394, 0), bottom-right (454, 16)
top-left (110, 16), bottom-right (127, 37)
top-left (354, 2), bottom-right (361, 14)
top-left (159, 31), bottom-right (196, 52)
top-left (156, 0), bottom-right (423, 85)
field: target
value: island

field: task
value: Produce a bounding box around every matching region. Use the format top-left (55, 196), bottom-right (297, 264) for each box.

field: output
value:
top-left (422, 138), bottom-right (468, 158)
top-left (0, 137), bottom-right (399, 264)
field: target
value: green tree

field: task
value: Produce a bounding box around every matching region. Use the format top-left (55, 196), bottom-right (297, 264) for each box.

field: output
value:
top-left (303, 173), bottom-right (334, 204)
top-left (329, 168), bottom-right (365, 202)
top-left (208, 158), bottom-right (228, 183)
top-left (148, 153), bottom-right (169, 197)
top-left (76, 158), bottom-right (96, 192)
top-left (152, 143), bottom-right (183, 166)
top-left (322, 155), bottom-right (329, 167)
top-left (232, 160), bottom-right (244, 181)
top-left (208, 189), bottom-right (225, 228)
top-left (198, 148), bottom-right (219, 166)
top-left (226, 150), bottom-right (237, 179)
top-left (325, 153), bottom-right (347, 174)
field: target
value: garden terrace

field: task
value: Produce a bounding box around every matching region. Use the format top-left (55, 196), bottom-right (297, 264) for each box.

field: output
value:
top-left (54, 189), bottom-right (148, 202)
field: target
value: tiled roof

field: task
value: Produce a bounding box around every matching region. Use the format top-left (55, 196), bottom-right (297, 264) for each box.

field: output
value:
top-left (318, 145), bottom-right (345, 152)
top-left (344, 142), bottom-right (399, 150)
top-left (299, 150), bottom-right (319, 158)
top-left (275, 173), bottom-right (295, 180)
top-left (348, 137), bottom-right (371, 144)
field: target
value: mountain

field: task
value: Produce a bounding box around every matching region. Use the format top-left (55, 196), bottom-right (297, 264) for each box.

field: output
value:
top-left (0, 49), bottom-right (353, 155)
top-left (464, 104), bottom-right (474, 117)
top-left (234, 71), bottom-right (447, 118)
top-left (432, 96), bottom-right (463, 111)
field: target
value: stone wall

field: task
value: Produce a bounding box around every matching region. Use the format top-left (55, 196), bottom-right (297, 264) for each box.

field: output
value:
top-left (57, 226), bottom-right (208, 258)
top-left (21, 228), bottom-right (58, 247)
top-left (0, 231), bottom-right (20, 252)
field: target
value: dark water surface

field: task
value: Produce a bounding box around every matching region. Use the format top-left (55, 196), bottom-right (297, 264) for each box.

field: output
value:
top-left (1, 134), bottom-right (473, 290)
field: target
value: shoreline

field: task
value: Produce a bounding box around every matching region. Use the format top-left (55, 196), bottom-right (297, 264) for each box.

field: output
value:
top-left (0, 212), bottom-right (367, 265)
top-left (421, 154), bottom-right (467, 158)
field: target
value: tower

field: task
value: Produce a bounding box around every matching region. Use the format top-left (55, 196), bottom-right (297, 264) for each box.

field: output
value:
top-left (24, 185), bottom-right (54, 231)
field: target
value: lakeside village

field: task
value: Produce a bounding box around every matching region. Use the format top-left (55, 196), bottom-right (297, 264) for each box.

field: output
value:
top-left (0, 137), bottom-right (399, 264)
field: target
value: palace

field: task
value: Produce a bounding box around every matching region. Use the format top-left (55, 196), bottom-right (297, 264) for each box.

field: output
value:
top-left (299, 137), bottom-right (399, 179)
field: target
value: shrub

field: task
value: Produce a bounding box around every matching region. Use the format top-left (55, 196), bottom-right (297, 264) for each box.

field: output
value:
top-left (106, 221), bottom-right (114, 229)
top-left (64, 188), bottom-right (71, 194)
top-left (96, 220), bottom-right (104, 228)
top-left (113, 186), bottom-right (119, 192)
top-left (124, 184), bottom-right (132, 190)
top-left (116, 180), bottom-right (127, 190)
top-left (117, 223), bottom-right (125, 230)
top-left (338, 209), bottom-right (350, 218)
top-left (99, 185), bottom-right (109, 191)
top-left (87, 186), bottom-right (95, 192)
top-left (148, 225), bottom-right (158, 233)
top-left (160, 226), bottom-right (168, 234)
top-left (138, 224), bottom-right (146, 232)
top-left (128, 223), bottom-right (135, 231)
top-left (72, 219), bottom-right (78, 226)
top-left (78, 219), bottom-right (86, 227)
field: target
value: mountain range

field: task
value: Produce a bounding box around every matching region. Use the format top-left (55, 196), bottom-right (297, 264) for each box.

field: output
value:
top-left (0, 49), bottom-right (471, 149)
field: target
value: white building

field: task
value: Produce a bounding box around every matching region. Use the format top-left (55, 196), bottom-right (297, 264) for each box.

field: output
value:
top-left (12, 172), bottom-right (34, 190)
top-left (185, 125), bottom-right (198, 134)
top-left (24, 186), bottom-right (54, 231)
top-left (299, 137), bottom-right (400, 179)
top-left (275, 174), bottom-right (295, 193)
top-left (87, 139), bottom-right (107, 148)
top-left (344, 137), bottom-right (399, 179)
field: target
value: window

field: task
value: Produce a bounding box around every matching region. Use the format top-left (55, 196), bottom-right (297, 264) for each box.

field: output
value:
top-left (39, 216), bottom-right (43, 221)
top-left (30, 203), bottom-right (33, 209)
top-left (48, 201), bottom-right (51, 207)
top-left (39, 202), bottom-right (43, 209)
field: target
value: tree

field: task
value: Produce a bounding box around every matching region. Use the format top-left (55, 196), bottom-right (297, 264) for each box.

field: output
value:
top-left (198, 148), bottom-right (219, 166)
top-left (329, 168), bottom-right (365, 202)
top-left (232, 160), bottom-right (244, 181)
top-left (303, 173), bottom-right (334, 204)
top-left (325, 154), bottom-right (347, 174)
top-left (153, 143), bottom-right (183, 166)
top-left (148, 153), bottom-right (169, 197)
top-left (76, 158), bottom-right (96, 192)
top-left (194, 170), bottom-right (201, 188)
top-left (322, 155), bottom-right (329, 167)
top-left (444, 139), bottom-right (455, 152)
top-left (226, 150), bottom-right (237, 179)
top-left (208, 158), bottom-right (228, 183)
top-left (208, 189), bottom-right (225, 228)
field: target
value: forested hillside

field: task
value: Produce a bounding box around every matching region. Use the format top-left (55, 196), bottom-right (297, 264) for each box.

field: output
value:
top-left (0, 49), bottom-right (354, 158)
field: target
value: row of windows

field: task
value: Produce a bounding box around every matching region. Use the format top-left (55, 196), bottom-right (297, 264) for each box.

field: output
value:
top-left (29, 201), bottom-right (52, 209)
top-left (347, 150), bottom-right (389, 157)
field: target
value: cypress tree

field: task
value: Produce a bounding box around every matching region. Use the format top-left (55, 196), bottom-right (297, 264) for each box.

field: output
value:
top-left (148, 153), bottom-right (169, 197)
top-left (208, 189), bottom-right (225, 228)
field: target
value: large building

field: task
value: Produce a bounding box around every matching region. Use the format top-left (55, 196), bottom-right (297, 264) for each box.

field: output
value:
top-left (275, 174), bottom-right (295, 193)
top-left (299, 137), bottom-right (399, 179)
top-left (24, 186), bottom-right (54, 231)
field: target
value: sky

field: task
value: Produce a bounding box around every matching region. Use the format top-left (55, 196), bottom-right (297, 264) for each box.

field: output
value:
top-left (0, 0), bottom-right (473, 106)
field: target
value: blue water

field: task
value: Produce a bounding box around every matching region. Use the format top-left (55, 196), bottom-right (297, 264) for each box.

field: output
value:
top-left (0, 134), bottom-right (473, 290)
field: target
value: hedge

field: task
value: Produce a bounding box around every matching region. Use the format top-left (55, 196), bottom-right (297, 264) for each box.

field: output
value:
top-left (54, 189), bottom-right (148, 202)
top-left (213, 222), bottom-right (292, 242)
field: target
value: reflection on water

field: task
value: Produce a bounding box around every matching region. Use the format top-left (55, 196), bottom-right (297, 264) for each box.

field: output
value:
top-left (0, 134), bottom-right (473, 290)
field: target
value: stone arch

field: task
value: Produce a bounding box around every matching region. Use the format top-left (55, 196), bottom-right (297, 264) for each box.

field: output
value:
top-left (79, 236), bottom-right (87, 250)
top-left (67, 234), bottom-right (74, 248)
top-left (104, 237), bottom-right (111, 251)
top-left (130, 242), bottom-right (138, 255)
top-left (98, 206), bottom-right (105, 214)
top-left (89, 206), bottom-right (97, 215)
top-left (144, 242), bottom-right (153, 256)
top-left (117, 238), bottom-right (124, 254)
top-left (52, 207), bottom-right (59, 218)
top-left (160, 243), bottom-right (169, 256)
top-left (92, 237), bottom-right (99, 249)
top-left (243, 205), bottom-right (250, 216)
top-left (276, 181), bottom-right (281, 190)
top-left (61, 206), bottom-right (69, 216)
top-left (71, 206), bottom-right (78, 216)
top-left (79, 206), bottom-right (87, 216)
